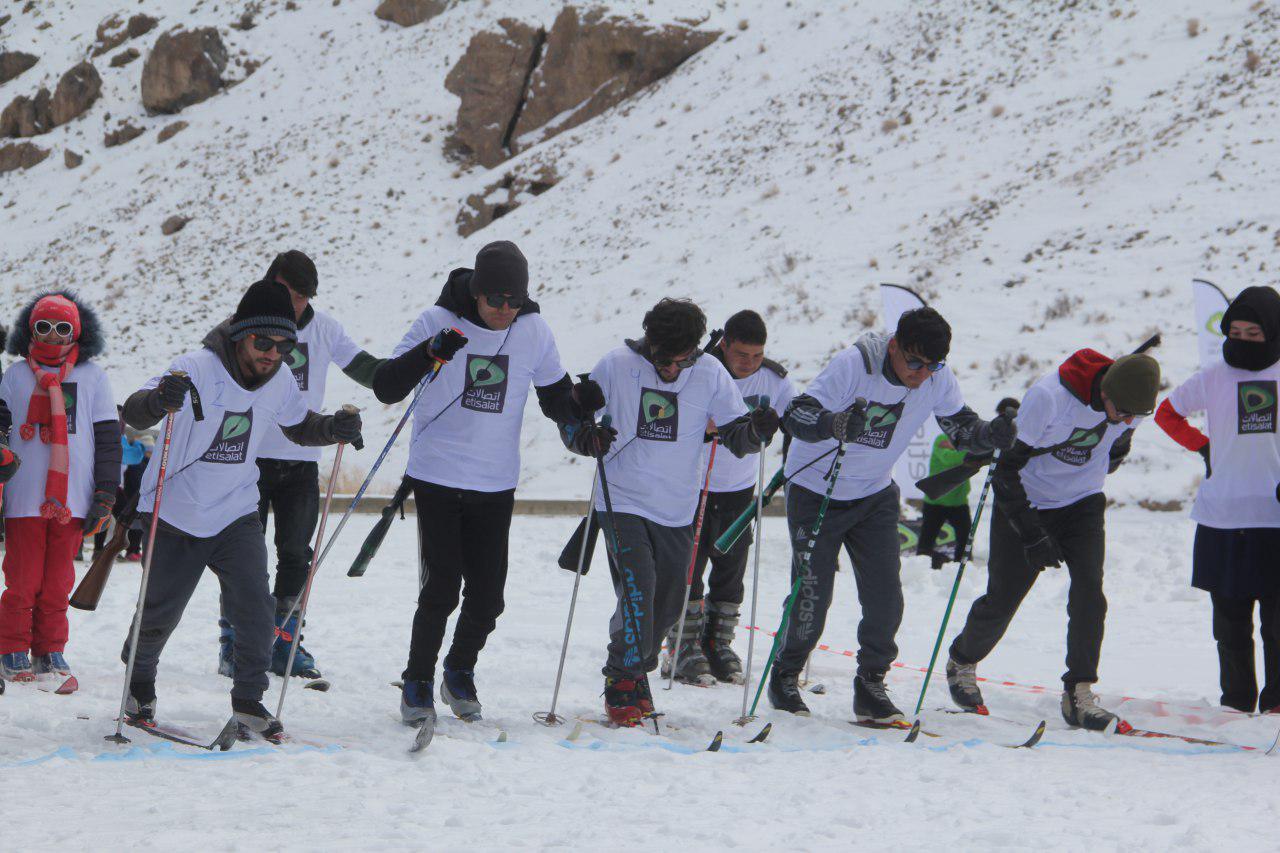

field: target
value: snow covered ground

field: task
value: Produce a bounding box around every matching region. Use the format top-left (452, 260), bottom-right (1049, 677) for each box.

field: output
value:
top-left (2, 503), bottom-right (1277, 851)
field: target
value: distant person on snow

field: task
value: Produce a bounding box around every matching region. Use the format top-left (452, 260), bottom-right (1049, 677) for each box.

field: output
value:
top-left (218, 250), bottom-right (385, 686)
top-left (0, 293), bottom-right (120, 691)
top-left (947, 346), bottom-right (1159, 731)
top-left (563, 297), bottom-right (777, 726)
top-left (120, 280), bottom-right (362, 742)
top-left (664, 309), bottom-right (795, 687)
top-left (772, 307), bottom-right (1017, 723)
top-left (1156, 285), bottom-right (1280, 715)
top-left (374, 240), bottom-right (598, 730)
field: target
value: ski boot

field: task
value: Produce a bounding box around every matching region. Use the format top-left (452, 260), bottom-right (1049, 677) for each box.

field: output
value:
top-left (125, 680), bottom-right (157, 724)
top-left (270, 610), bottom-right (321, 679)
top-left (768, 669), bottom-right (810, 716)
top-left (232, 698), bottom-right (286, 743)
top-left (33, 652), bottom-right (77, 693)
top-left (400, 679), bottom-right (437, 727)
top-left (853, 673), bottom-right (905, 725)
top-left (0, 651), bottom-right (35, 683)
top-left (946, 657), bottom-right (987, 714)
top-left (660, 601), bottom-right (715, 686)
top-left (440, 667), bottom-right (482, 721)
top-left (636, 672), bottom-right (656, 718)
top-left (604, 676), bottom-right (645, 727)
top-left (1061, 683), bottom-right (1130, 733)
top-left (217, 619), bottom-right (235, 678)
top-left (703, 601), bottom-right (745, 684)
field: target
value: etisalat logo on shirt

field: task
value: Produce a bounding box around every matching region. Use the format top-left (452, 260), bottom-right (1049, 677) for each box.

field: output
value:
top-left (1051, 421), bottom-right (1108, 467)
top-left (1238, 380), bottom-right (1277, 434)
top-left (60, 382), bottom-right (79, 436)
top-left (637, 388), bottom-right (679, 441)
top-left (201, 409), bottom-right (254, 464)
top-left (853, 400), bottom-right (905, 450)
top-left (462, 354), bottom-right (509, 414)
top-left (286, 342), bottom-right (310, 392)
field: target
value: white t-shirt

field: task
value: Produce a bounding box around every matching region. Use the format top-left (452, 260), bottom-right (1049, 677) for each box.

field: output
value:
top-left (785, 344), bottom-right (966, 501)
top-left (708, 363), bottom-right (796, 493)
top-left (138, 348), bottom-right (309, 537)
top-left (1014, 371), bottom-right (1139, 510)
top-left (259, 308), bottom-right (363, 463)
top-left (394, 307), bottom-right (566, 492)
top-left (591, 346), bottom-right (749, 527)
top-left (1167, 359), bottom-right (1280, 529)
top-left (0, 361), bottom-right (116, 519)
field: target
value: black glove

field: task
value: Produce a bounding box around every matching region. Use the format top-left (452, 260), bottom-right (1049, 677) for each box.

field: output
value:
top-left (1024, 533), bottom-right (1063, 571)
top-left (572, 376), bottom-right (605, 414)
top-left (986, 411), bottom-right (1018, 451)
top-left (575, 421), bottom-right (617, 458)
top-left (0, 399), bottom-right (10, 435)
top-left (427, 327), bottom-right (467, 364)
top-left (1198, 444), bottom-right (1211, 479)
top-left (154, 373), bottom-right (192, 414)
top-left (328, 408), bottom-right (364, 449)
top-left (823, 398), bottom-right (868, 442)
top-left (82, 488), bottom-right (115, 535)
top-left (749, 407), bottom-right (780, 442)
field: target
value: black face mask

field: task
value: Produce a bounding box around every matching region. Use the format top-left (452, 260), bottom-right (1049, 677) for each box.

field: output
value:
top-left (1222, 338), bottom-right (1280, 371)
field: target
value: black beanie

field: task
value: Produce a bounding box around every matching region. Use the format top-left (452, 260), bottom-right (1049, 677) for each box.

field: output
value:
top-left (469, 241), bottom-right (528, 299)
top-left (230, 280), bottom-right (297, 341)
top-left (265, 250), bottom-right (318, 298)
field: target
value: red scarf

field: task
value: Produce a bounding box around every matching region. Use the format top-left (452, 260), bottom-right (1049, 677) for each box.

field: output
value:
top-left (22, 341), bottom-right (79, 524)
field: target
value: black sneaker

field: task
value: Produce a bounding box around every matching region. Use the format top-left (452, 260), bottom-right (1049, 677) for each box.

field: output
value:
top-left (946, 657), bottom-right (987, 713)
top-left (440, 667), bottom-right (482, 720)
top-left (853, 674), bottom-right (904, 724)
top-left (232, 698), bottom-right (286, 743)
top-left (768, 670), bottom-right (810, 716)
top-left (125, 680), bottom-right (156, 724)
top-left (1061, 683), bottom-right (1129, 733)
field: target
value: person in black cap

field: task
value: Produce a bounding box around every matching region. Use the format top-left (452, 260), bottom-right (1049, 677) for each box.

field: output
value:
top-left (947, 344), bottom-right (1160, 731)
top-left (217, 250), bottom-right (386, 686)
top-left (1157, 285), bottom-right (1280, 714)
top-left (374, 240), bottom-right (601, 728)
top-left (119, 279), bottom-right (363, 741)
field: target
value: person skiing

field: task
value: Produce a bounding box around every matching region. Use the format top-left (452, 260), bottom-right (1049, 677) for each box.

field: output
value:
top-left (219, 250), bottom-right (384, 684)
top-left (1155, 285), bottom-right (1280, 714)
top-left (120, 279), bottom-right (362, 740)
top-left (564, 297), bottom-right (778, 726)
top-left (663, 309), bottom-right (795, 686)
top-left (374, 240), bottom-right (598, 729)
top-left (772, 307), bottom-right (1017, 723)
top-left (946, 345), bottom-right (1159, 730)
top-left (0, 293), bottom-right (119, 691)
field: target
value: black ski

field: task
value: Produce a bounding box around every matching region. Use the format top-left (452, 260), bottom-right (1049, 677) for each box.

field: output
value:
top-left (936, 709), bottom-right (1048, 749)
top-left (409, 717), bottom-right (436, 753)
top-left (748, 722), bottom-right (772, 743)
top-left (123, 716), bottom-right (238, 751)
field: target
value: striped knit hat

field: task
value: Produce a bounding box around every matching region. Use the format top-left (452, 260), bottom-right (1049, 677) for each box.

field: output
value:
top-left (229, 280), bottom-right (297, 342)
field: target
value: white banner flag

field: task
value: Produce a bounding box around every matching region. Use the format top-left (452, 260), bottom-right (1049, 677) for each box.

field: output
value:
top-left (1191, 279), bottom-right (1230, 370)
top-left (881, 284), bottom-right (938, 502)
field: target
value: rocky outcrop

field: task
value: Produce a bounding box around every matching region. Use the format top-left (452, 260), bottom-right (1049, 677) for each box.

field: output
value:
top-left (104, 120), bottom-right (144, 148)
top-left (157, 120), bottom-right (188, 142)
top-left (375, 0), bottom-right (457, 28)
top-left (0, 140), bottom-right (49, 173)
top-left (64, 149), bottom-right (82, 169)
top-left (161, 215), bottom-right (191, 235)
top-left (0, 90), bottom-right (51, 137)
top-left (110, 47), bottom-right (141, 68)
top-left (444, 7), bottom-right (719, 167)
top-left (141, 28), bottom-right (228, 115)
top-left (0, 51), bottom-right (38, 85)
top-left (1, 62), bottom-right (101, 137)
top-left (92, 13), bottom-right (160, 58)
top-left (444, 19), bottom-right (544, 168)
top-left (457, 162), bottom-right (560, 236)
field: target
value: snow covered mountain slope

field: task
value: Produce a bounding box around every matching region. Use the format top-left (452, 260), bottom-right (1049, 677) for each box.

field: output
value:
top-left (3, 0), bottom-right (1277, 499)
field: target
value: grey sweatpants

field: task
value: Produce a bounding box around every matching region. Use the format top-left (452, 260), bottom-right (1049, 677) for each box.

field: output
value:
top-left (776, 482), bottom-right (903, 677)
top-left (125, 513), bottom-right (274, 702)
top-left (601, 511), bottom-right (695, 678)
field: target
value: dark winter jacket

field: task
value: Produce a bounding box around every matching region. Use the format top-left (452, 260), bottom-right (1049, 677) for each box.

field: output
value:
top-left (123, 322), bottom-right (334, 446)
top-left (371, 269), bottom-right (582, 425)
top-left (6, 290), bottom-right (120, 492)
top-left (994, 349), bottom-right (1133, 546)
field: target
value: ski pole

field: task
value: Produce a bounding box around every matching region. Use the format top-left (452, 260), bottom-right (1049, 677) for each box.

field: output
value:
top-left (665, 438), bottom-right (718, 690)
top-left (347, 478), bottom-right (413, 578)
top-left (736, 432), bottom-right (770, 724)
top-left (107, 395), bottom-right (182, 744)
top-left (534, 459), bottom-right (602, 726)
top-left (276, 412), bottom-right (351, 719)
top-left (713, 444), bottom-right (837, 556)
top-left (912, 447), bottom-right (1002, 717)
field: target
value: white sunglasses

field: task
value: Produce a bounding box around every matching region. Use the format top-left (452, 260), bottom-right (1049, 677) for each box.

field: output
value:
top-left (34, 320), bottom-right (75, 337)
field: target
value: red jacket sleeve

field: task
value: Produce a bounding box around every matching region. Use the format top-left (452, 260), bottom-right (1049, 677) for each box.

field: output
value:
top-left (1154, 398), bottom-right (1207, 452)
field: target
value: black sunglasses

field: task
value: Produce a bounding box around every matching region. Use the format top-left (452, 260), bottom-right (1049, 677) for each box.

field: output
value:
top-left (656, 351), bottom-right (700, 370)
top-left (248, 334), bottom-right (294, 354)
top-left (484, 293), bottom-right (525, 309)
top-left (34, 320), bottom-right (75, 338)
top-left (905, 357), bottom-right (945, 373)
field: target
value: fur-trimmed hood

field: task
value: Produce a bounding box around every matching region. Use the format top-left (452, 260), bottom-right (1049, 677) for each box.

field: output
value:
top-left (6, 289), bottom-right (105, 362)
